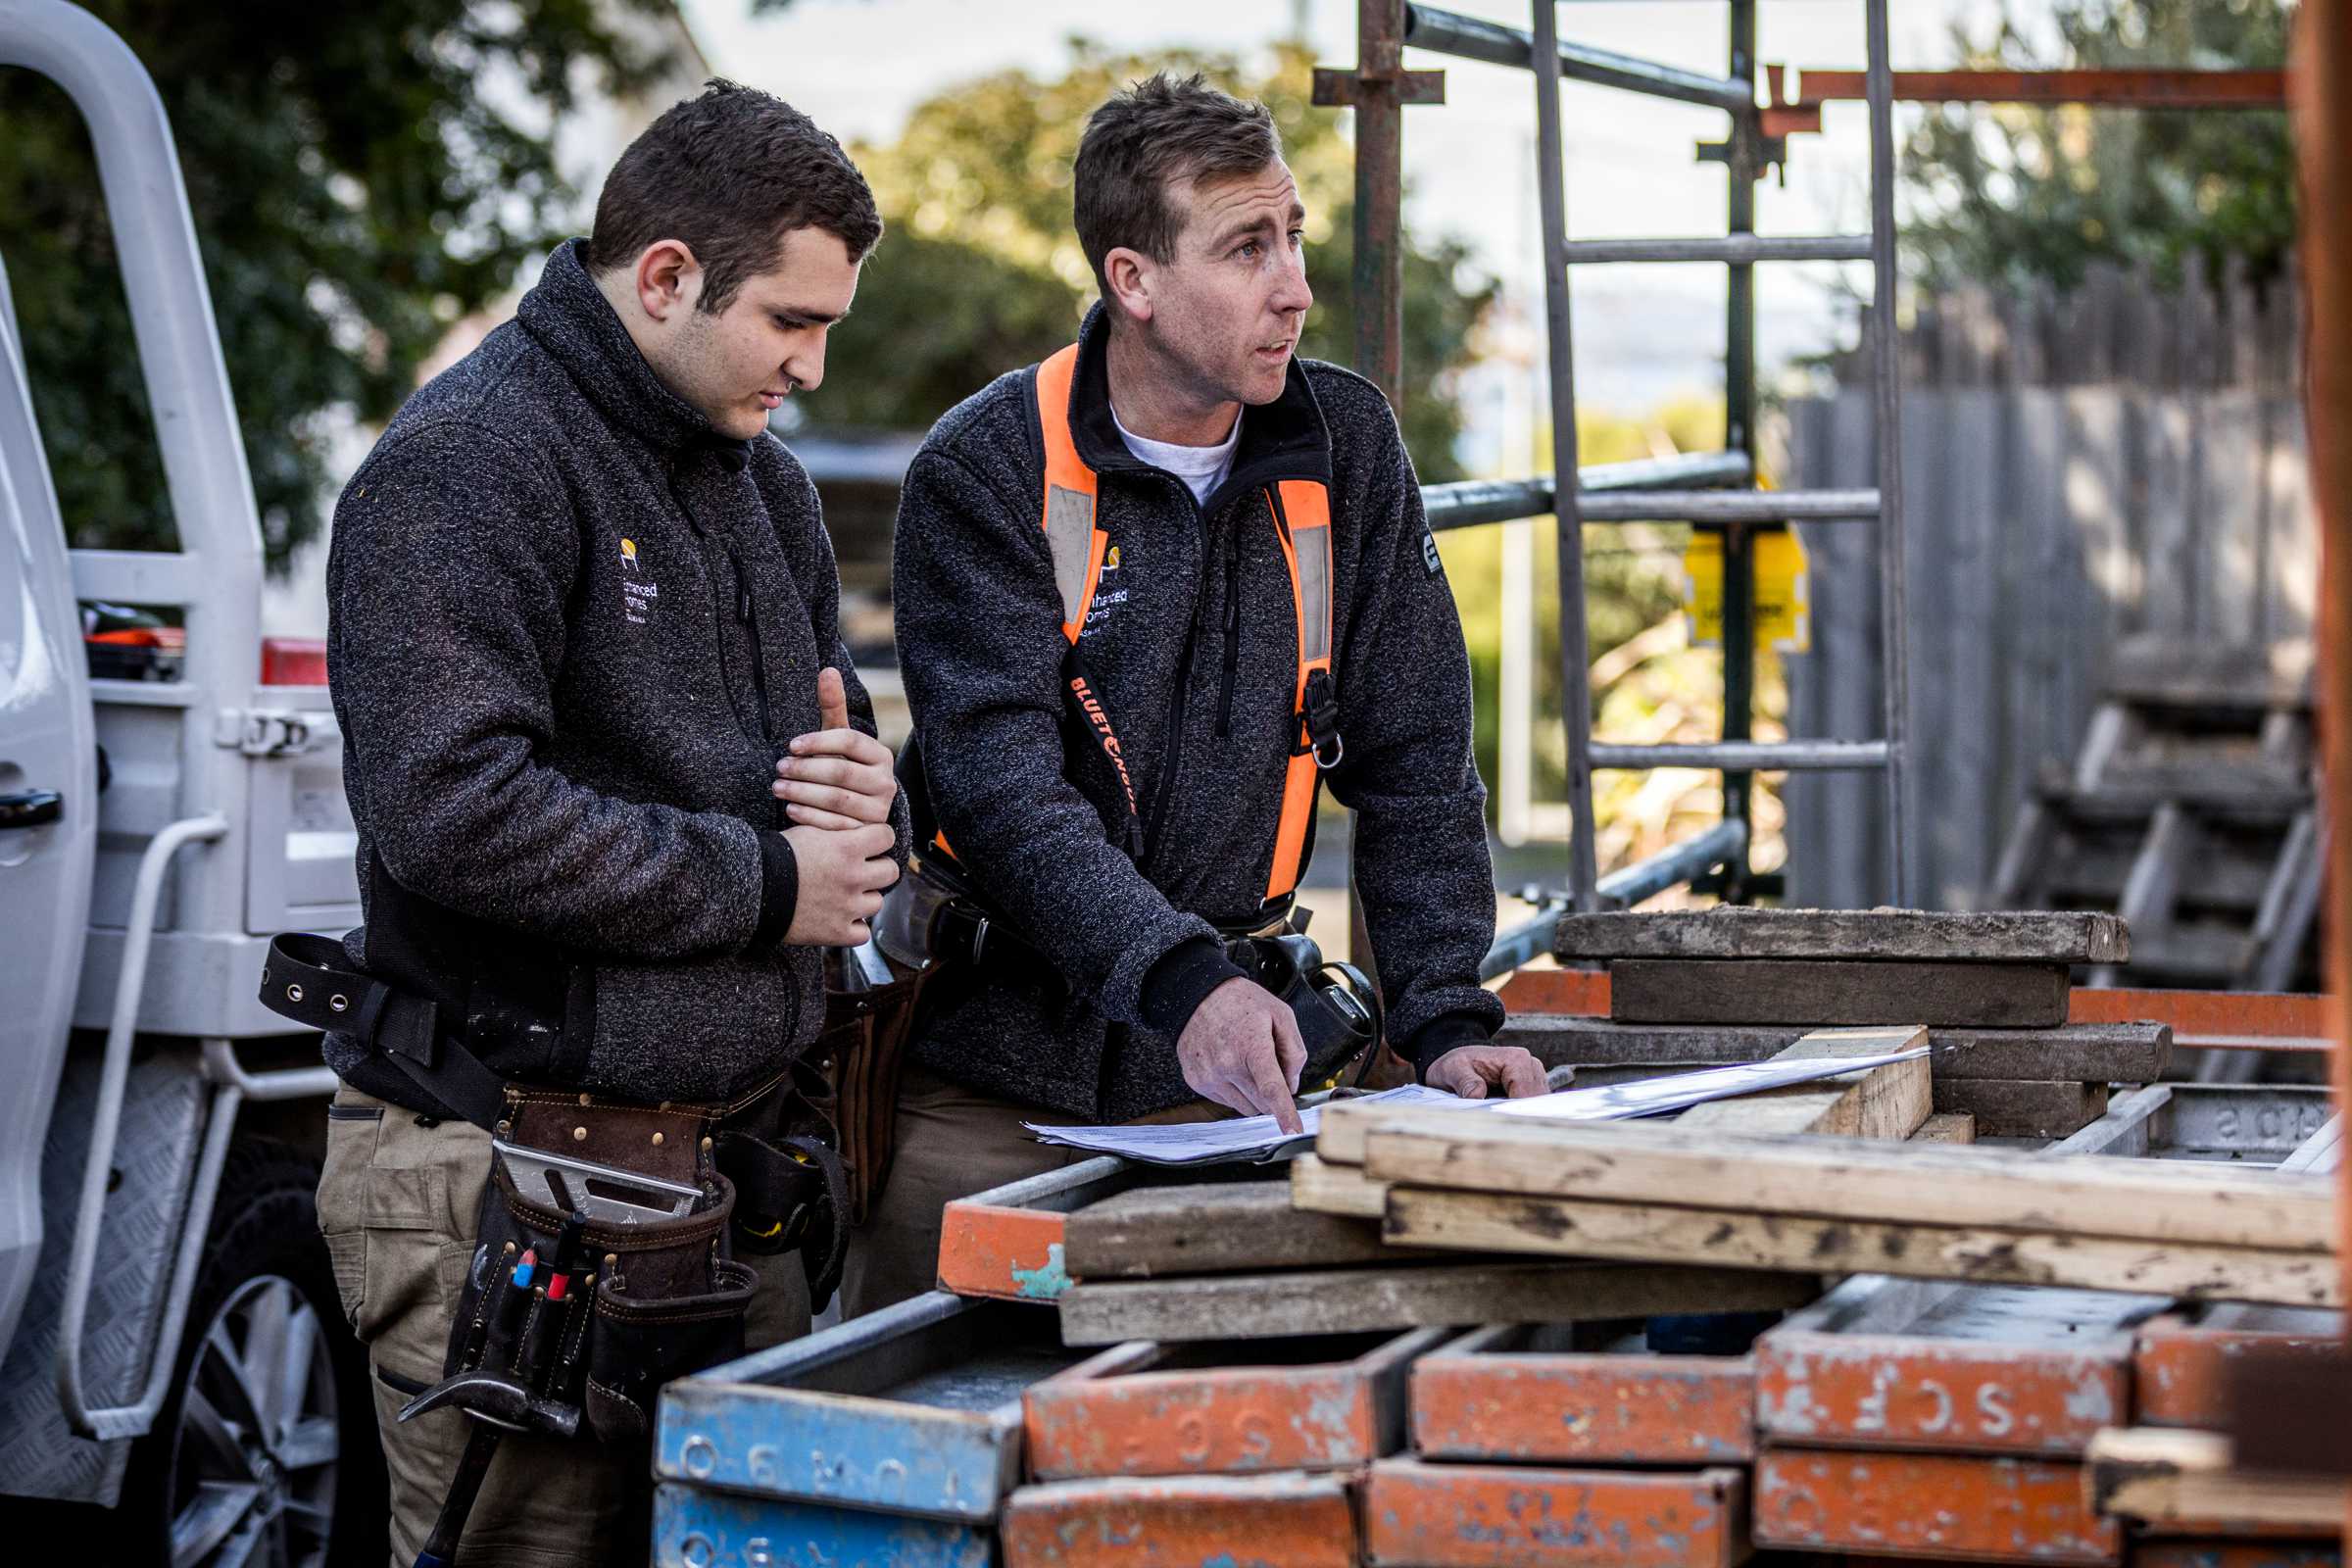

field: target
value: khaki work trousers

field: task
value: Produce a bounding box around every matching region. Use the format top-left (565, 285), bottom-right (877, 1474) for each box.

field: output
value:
top-left (836, 1063), bottom-right (1229, 1319)
top-left (318, 1088), bottom-right (810, 1568)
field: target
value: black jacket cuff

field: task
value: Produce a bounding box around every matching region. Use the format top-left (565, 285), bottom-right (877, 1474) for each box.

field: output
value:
top-left (748, 832), bottom-right (800, 954)
top-left (1404, 1015), bottom-right (1494, 1081)
top-left (1139, 936), bottom-right (1248, 1038)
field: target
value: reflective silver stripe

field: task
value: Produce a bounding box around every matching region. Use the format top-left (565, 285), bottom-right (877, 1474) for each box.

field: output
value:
top-left (1044, 484), bottom-right (1097, 625)
top-left (1294, 520), bottom-right (1333, 664)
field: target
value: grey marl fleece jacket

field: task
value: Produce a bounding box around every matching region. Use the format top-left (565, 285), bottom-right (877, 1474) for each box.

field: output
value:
top-left (894, 304), bottom-right (1502, 1122)
top-left (322, 238), bottom-right (908, 1116)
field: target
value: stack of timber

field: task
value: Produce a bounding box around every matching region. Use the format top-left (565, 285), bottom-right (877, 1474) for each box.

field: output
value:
top-left (1297, 1021), bottom-right (1949, 1249)
top-left (1989, 638), bottom-right (2322, 1001)
top-left (643, 1089), bottom-right (2339, 1565)
top-left (996, 1038), bottom-right (1919, 1567)
top-left (1533, 907), bottom-right (2164, 1139)
top-left (1302, 1086), bottom-right (2341, 1568)
top-left (1320, 1097), bottom-right (2338, 1306)
top-left (1052, 1170), bottom-right (1812, 1349)
top-left (1050, 1062), bottom-right (1817, 1349)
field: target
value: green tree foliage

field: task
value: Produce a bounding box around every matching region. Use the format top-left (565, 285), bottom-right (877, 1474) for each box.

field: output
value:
top-left (813, 40), bottom-right (1494, 479)
top-left (0, 1), bottom-right (672, 569)
top-left (1901, 0), bottom-right (2295, 293)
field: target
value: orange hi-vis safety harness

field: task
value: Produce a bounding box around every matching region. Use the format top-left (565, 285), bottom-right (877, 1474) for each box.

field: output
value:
top-left (1034, 342), bottom-right (1343, 907)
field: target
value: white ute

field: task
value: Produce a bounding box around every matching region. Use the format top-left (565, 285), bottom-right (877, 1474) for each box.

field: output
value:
top-left (0, 3), bottom-right (386, 1562)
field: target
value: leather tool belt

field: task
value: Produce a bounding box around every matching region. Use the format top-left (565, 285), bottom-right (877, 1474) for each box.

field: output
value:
top-left (260, 933), bottom-right (850, 1443)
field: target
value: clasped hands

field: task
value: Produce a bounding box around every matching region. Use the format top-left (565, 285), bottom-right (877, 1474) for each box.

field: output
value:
top-left (776, 667), bottom-right (901, 946)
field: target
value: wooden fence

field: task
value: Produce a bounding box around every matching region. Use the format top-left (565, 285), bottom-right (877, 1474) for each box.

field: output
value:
top-left (1780, 258), bottom-right (2315, 910)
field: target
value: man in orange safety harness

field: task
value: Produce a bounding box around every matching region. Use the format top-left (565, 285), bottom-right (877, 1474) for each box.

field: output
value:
top-left (841, 73), bottom-right (1544, 1314)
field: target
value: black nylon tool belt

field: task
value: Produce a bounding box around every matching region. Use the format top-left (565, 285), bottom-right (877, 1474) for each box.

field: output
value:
top-left (264, 932), bottom-right (506, 1128)
top-left (259, 932), bottom-right (850, 1310)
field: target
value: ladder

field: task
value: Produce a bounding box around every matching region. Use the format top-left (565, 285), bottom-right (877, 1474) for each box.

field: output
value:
top-left (1528, 0), bottom-right (1909, 911)
top-left (1323, 2), bottom-right (1911, 936)
top-left (1989, 636), bottom-right (2322, 1082)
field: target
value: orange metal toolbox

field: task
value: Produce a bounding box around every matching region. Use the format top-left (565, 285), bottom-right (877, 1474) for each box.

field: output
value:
top-left (1023, 1325), bottom-right (1448, 1480)
top-left (1755, 1277), bottom-right (2155, 1456)
top-left (999, 1471), bottom-right (1358, 1568)
top-left (1753, 1447), bottom-right (2123, 1565)
top-left (1361, 1456), bottom-right (1750, 1568)
top-left (1410, 1323), bottom-right (1755, 1464)
top-left (2132, 1305), bottom-right (2345, 1428)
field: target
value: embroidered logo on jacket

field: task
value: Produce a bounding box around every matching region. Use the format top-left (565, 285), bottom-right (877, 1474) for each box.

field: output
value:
top-left (1082, 544), bottom-right (1129, 637)
top-left (619, 538), bottom-right (659, 624)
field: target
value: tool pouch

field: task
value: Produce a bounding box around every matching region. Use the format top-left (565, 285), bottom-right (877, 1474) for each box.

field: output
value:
top-left (711, 1057), bottom-right (855, 1313)
top-left (813, 963), bottom-right (932, 1228)
top-left (431, 1151), bottom-right (753, 1446)
top-left (1227, 933), bottom-right (1384, 1093)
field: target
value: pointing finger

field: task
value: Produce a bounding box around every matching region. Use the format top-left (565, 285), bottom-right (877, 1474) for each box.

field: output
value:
top-left (1249, 1039), bottom-right (1304, 1136)
top-left (1505, 1053), bottom-right (1548, 1098)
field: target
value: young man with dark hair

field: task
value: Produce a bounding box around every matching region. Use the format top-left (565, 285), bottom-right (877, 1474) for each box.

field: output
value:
top-left (855, 74), bottom-right (1542, 1314)
top-left (316, 80), bottom-right (905, 1563)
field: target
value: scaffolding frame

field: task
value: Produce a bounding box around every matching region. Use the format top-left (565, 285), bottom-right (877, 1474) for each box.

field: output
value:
top-left (1319, 0), bottom-right (1907, 974)
top-left (1315, 4), bottom-right (2296, 975)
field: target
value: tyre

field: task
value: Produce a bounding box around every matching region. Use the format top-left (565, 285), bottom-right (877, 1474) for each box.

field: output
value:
top-left (115, 1135), bottom-right (388, 1567)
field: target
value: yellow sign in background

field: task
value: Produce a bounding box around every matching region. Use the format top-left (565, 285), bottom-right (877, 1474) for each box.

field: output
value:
top-left (1683, 528), bottom-right (1811, 653)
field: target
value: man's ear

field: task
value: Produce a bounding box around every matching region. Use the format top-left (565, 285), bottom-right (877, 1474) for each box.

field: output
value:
top-left (1102, 246), bottom-right (1154, 325)
top-left (632, 239), bottom-right (703, 322)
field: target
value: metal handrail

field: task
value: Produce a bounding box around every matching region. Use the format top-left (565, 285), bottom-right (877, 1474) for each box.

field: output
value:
top-left (1403, 5), bottom-right (1750, 112)
top-left (1479, 818), bottom-right (1748, 979)
top-left (202, 1039), bottom-right (339, 1102)
top-left (1590, 739), bottom-right (1891, 771)
top-left (1561, 234), bottom-right (1874, 265)
top-left (1422, 451), bottom-right (1752, 533)
top-left (57, 812), bottom-right (232, 1441)
top-left (1576, 488), bottom-right (1880, 523)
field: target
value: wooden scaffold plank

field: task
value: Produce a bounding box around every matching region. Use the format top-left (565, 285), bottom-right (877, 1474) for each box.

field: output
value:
top-left (1381, 1187), bottom-right (2339, 1308)
top-left (1608, 958), bottom-right (2072, 1028)
top-left (1553, 907), bottom-right (2131, 964)
top-left (1351, 1112), bottom-right (2338, 1252)
top-left (1056, 1260), bottom-right (1819, 1347)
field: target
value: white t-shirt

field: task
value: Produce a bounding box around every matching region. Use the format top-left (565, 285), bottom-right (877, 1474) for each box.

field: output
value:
top-left (1112, 404), bottom-right (1242, 505)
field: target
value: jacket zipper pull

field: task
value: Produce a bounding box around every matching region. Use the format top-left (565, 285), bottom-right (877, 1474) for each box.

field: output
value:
top-left (1217, 537), bottom-right (1242, 739)
top-left (736, 578), bottom-right (752, 624)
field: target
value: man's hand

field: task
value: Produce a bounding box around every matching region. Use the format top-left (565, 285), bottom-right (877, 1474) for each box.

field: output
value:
top-left (781, 820), bottom-right (900, 947)
top-left (773, 667), bottom-right (898, 828)
top-left (1426, 1044), bottom-right (1547, 1100)
top-left (1175, 978), bottom-right (1309, 1135)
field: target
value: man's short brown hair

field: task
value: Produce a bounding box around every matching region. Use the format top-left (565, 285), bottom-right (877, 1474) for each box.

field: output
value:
top-left (588, 79), bottom-right (882, 314)
top-left (1073, 74), bottom-right (1282, 294)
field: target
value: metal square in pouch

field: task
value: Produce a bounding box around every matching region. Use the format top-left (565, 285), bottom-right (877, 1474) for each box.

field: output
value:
top-left (491, 1138), bottom-right (701, 1225)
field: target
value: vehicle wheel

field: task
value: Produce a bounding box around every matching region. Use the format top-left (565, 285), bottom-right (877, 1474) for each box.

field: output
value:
top-left (117, 1136), bottom-right (388, 1568)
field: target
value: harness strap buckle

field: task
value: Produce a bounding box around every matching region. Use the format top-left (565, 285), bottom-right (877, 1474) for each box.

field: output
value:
top-left (1300, 667), bottom-right (1344, 770)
